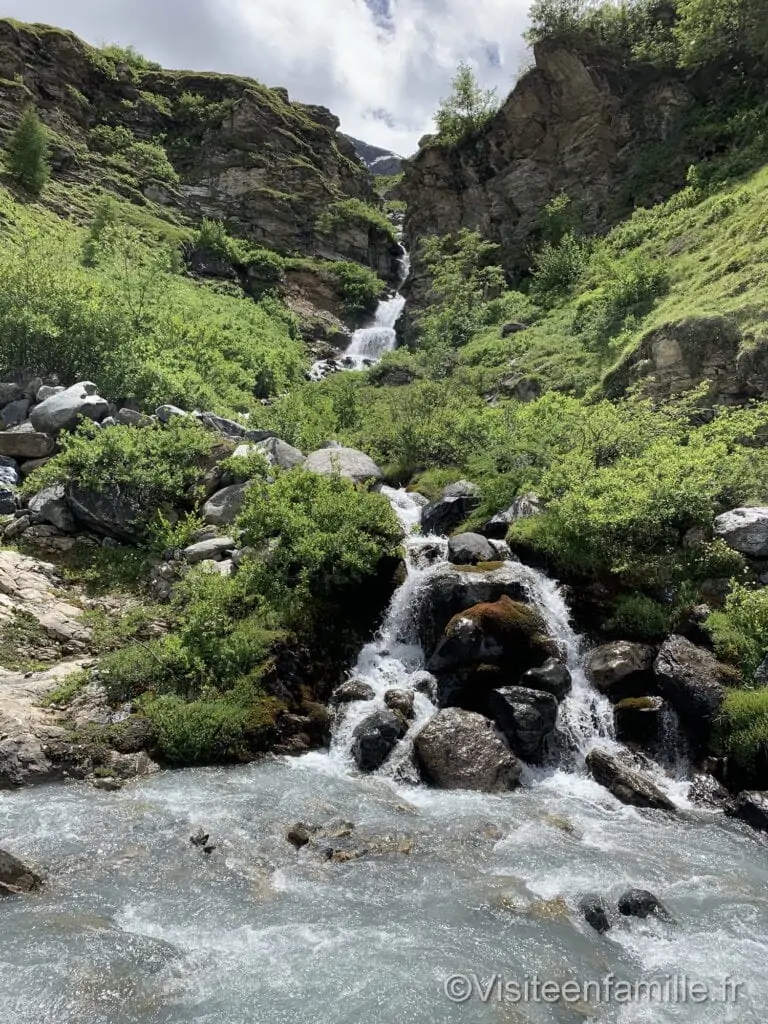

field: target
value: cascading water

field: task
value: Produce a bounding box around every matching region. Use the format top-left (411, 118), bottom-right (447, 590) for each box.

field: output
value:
top-left (309, 250), bottom-right (410, 381)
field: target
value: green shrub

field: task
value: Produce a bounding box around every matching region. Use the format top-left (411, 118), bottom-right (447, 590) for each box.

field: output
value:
top-left (89, 124), bottom-right (135, 155)
top-left (326, 261), bottom-right (385, 317)
top-left (141, 694), bottom-right (253, 765)
top-left (4, 107), bottom-right (51, 195)
top-left (127, 140), bottom-right (179, 185)
top-left (530, 232), bottom-right (592, 303)
top-left (603, 593), bottom-right (671, 640)
top-left (316, 198), bottom-right (396, 242)
top-left (82, 196), bottom-right (120, 266)
top-left (716, 688), bottom-right (768, 773)
top-left (99, 43), bottom-right (162, 72)
top-left (707, 584), bottom-right (768, 683)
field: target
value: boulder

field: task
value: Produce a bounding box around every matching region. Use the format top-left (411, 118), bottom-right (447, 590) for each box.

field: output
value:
top-left (384, 688), bottom-right (415, 720)
top-left (714, 507), bottom-right (768, 557)
top-left (155, 404), bottom-right (188, 423)
top-left (0, 399), bottom-right (30, 429)
top-left (0, 486), bottom-right (16, 515)
top-left (350, 709), bottom-right (407, 772)
top-left (67, 484), bottom-right (142, 542)
top-left (427, 595), bottom-right (555, 676)
top-left (30, 382), bottom-right (108, 433)
top-left (484, 686), bottom-right (558, 762)
top-left (117, 408), bottom-right (153, 427)
top-left (518, 658), bottom-right (572, 702)
top-left (198, 412), bottom-right (277, 442)
top-left (0, 426), bottom-right (55, 460)
top-left (304, 446), bottom-right (383, 484)
top-left (586, 748), bottom-right (676, 811)
top-left (448, 532), bottom-right (496, 565)
top-left (202, 483), bottom-right (249, 526)
top-left (726, 791), bottom-right (768, 832)
top-left (0, 383), bottom-right (22, 407)
top-left (422, 480), bottom-right (481, 536)
top-left (653, 636), bottom-right (727, 744)
top-left (182, 537), bottom-right (235, 564)
top-left (28, 485), bottom-right (77, 533)
top-left (417, 562), bottom-right (530, 655)
top-left (579, 894), bottom-right (612, 934)
top-left (584, 642), bottom-right (655, 702)
top-left (35, 385), bottom-right (65, 403)
top-left (414, 707), bottom-right (521, 792)
top-left (482, 493), bottom-right (542, 540)
top-left (256, 436), bottom-right (306, 470)
top-left (613, 696), bottom-right (666, 747)
top-left (618, 888), bottom-right (672, 921)
top-left (0, 848), bottom-right (43, 895)
top-left (330, 679), bottom-right (376, 705)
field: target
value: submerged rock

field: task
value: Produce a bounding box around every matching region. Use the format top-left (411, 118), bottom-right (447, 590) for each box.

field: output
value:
top-left (384, 688), bottom-right (415, 720)
top-left (413, 707), bottom-right (521, 792)
top-left (586, 748), bottom-right (676, 811)
top-left (584, 642), bottom-right (655, 702)
top-left (351, 709), bottom-right (407, 772)
top-left (618, 888), bottom-right (672, 922)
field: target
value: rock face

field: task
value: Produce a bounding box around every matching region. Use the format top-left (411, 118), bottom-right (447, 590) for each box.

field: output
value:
top-left (584, 642), bottom-right (655, 702)
top-left (30, 381), bottom-right (108, 433)
top-left (1, 19), bottom-right (394, 277)
top-left (422, 481), bottom-right (481, 536)
top-left (586, 748), bottom-right (676, 811)
top-left (484, 686), bottom-right (558, 762)
top-left (304, 447), bottom-right (383, 484)
top-left (726, 791), bottom-right (768, 832)
top-left (713, 507), bottom-right (768, 557)
top-left (414, 708), bottom-right (522, 792)
top-left (653, 636), bottom-right (727, 745)
top-left (350, 709), bottom-right (407, 772)
top-left (401, 39), bottom-right (697, 331)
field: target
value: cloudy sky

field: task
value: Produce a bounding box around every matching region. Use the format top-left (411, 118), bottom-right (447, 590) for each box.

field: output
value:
top-left (6, 0), bottom-right (532, 154)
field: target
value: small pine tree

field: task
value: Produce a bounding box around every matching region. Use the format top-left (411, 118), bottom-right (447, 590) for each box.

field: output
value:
top-left (4, 107), bottom-right (51, 196)
top-left (434, 62), bottom-right (499, 144)
top-left (82, 196), bottom-right (120, 266)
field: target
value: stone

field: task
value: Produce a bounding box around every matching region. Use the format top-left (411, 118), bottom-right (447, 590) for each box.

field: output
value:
top-left (182, 537), bottom-right (235, 564)
top-left (586, 748), bottom-right (676, 811)
top-left (27, 484), bottom-right (77, 533)
top-left (584, 641), bottom-right (656, 702)
top-left (427, 595), bottom-right (555, 677)
top-left (35, 385), bottom-right (65, 403)
top-left (518, 658), bottom-right (572, 702)
top-left (67, 484), bottom-right (142, 542)
top-left (417, 562), bottom-right (530, 656)
top-left (726, 791), bottom-right (768, 832)
top-left (30, 382), bottom-right (108, 433)
top-left (3, 515), bottom-right (30, 540)
top-left (653, 636), bottom-right (727, 745)
top-left (482, 493), bottom-right (542, 539)
top-left (448, 532), bottom-right (496, 565)
top-left (579, 894), bottom-right (612, 934)
top-left (0, 398), bottom-right (30, 429)
top-left (618, 888), bottom-right (672, 922)
top-left (92, 776), bottom-right (123, 792)
top-left (0, 383), bottom-right (22, 407)
top-left (304, 446), bottom-right (383, 484)
top-left (0, 464), bottom-right (20, 488)
top-left (0, 848), bottom-right (43, 894)
top-left (0, 486), bottom-right (16, 515)
top-left (714, 507), bottom-right (768, 557)
top-left (155, 404), bottom-right (188, 423)
top-left (255, 436), bottom-right (306, 470)
top-left (117, 408), bottom-right (153, 427)
top-left (19, 457), bottom-right (51, 476)
top-left (330, 679), bottom-right (376, 705)
top-left (485, 687), bottom-right (558, 762)
top-left (0, 426), bottom-right (55, 460)
top-left (384, 688), bottom-right (415, 720)
top-left (687, 774), bottom-right (732, 810)
top-left (414, 707), bottom-right (522, 792)
top-left (202, 483), bottom-right (249, 526)
top-left (422, 480), bottom-right (481, 536)
top-left (350, 709), bottom-right (407, 772)
top-left (613, 696), bottom-right (666, 747)
top-left (501, 321), bottom-right (528, 337)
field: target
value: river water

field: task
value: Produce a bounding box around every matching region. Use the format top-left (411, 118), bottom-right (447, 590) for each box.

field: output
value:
top-left (1, 491), bottom-right (766, 1023)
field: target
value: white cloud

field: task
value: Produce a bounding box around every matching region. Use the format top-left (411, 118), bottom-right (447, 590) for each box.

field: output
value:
top-left (6, 0), bottom-right (532, 153)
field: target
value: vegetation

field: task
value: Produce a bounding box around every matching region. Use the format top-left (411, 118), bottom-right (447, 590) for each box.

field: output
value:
top-left (707, 585), bottom-right (768, 684)
top-left (316, 197), bottom-right (397, 243)
top-left (434, 62), bottom-right (499, 144)
top-left (4, 107), bottom-right (51, 195)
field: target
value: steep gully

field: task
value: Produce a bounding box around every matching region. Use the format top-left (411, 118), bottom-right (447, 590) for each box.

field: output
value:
top-left (0, 252), bottom-right (766, 1024)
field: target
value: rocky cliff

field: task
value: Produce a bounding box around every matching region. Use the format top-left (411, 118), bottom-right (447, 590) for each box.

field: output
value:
top-left (400, 39), bottom-right (702, 321)
top-left (0, 19), bottom-right (398, 277)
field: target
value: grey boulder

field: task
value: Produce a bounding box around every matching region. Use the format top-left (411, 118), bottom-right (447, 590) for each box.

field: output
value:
top-left (304, 446), bottom-right (383, 484)
top-left (330, 679), bottom-right (376, 705)
top-left (518, 658), bottom-right (572, 701)
top-left (350, 709), bottom-right (407, 772)
top-left (714, 506), bottom-right (768, 557)
top-left (653, 636), bottom-right (727, 743)
top-left (0, 399), bottom-right (30, 429)
top-left (67, 484), bottom-right (142, 542)
top-left (413, 707), bottom-right (521, 792)
top-left (183, 537), bottom-right (235, 564)
top-left (484, 686), bottom-right (559, 762)
top-left (202, 483), bottom-right (249, 526)
top-left (0, 848), bottom-right (43, 895)
top-left (584, 641), bottom-right (655, 702)
top-left (256, 436), bottom-right (306, 471)
top-left (586, 748), bottom-right (676, 811)
top-left (422, 480), bottom-right (481, 536)
top-left (30, 382), bottom-right (108, 433)
top-left (448, 532), bottom-right (496, 565)
top-left (28, 485), bottom-right (77, 533)
top-left (726, 791), bottom-right (768, 832)
top-left (0, 425), bottom-right (55, 460)
top-left (482, 493), bottom-right (542, 539)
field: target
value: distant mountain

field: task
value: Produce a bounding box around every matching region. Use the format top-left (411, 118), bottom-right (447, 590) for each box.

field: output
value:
top-left (345, 136), bottom-right (403, 177)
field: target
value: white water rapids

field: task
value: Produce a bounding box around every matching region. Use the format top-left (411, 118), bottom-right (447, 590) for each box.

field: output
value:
top-left (309, 251), bottom-right (409, 380)
top-left (1, 488), bottom-right (766, 1023)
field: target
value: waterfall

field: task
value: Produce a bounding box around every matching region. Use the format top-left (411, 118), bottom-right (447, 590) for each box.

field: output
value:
top-left (309, 249), bottom-right (410, 380)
